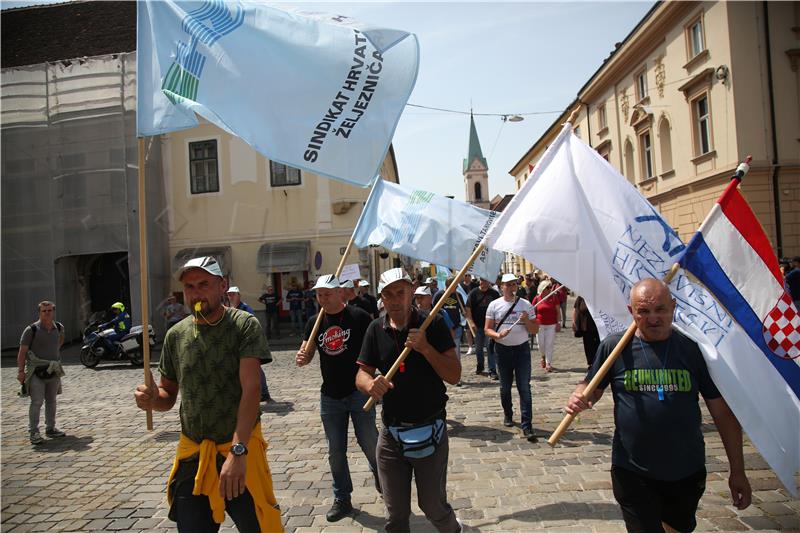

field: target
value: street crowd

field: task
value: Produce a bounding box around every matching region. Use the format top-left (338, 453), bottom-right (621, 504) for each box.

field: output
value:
top-left (18, 255), bottom-right (800, 532)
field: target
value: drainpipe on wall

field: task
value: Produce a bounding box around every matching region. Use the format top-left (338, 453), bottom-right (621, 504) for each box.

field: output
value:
top-left (763, 1), bottom-right (783, 257)
top-left (578, 99), bottom-right (592, 148)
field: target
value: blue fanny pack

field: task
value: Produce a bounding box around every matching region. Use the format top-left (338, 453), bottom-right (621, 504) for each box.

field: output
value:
top-left (388, 419), bottom-right (445, 459)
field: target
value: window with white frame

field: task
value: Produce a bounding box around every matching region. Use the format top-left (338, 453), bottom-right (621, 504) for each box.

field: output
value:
top-left (693, 94), bottom-right (712, 155)
top-left (598, 104), bottom-right (607, 130)
top-left (639, 131), bottom-right (654, 179)
top-left (269, 161), bottom-right (301, 187)
top-left (189, 140), bottom-right (219, 194)
top-left (689, 19), bottom-right (705, 58)
top-left (636, 70), bottom-right (648, 101)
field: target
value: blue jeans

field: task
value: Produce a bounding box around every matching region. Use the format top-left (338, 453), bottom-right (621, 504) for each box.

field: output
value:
top-left (289, 308), bottom-right (303, 333)
top-left (494, 342), bottom-right (533, 430)
top-left (453, 326), bottom-right (463, 357)
top-left (474, 329), bottom-right (495, 373)
top-left (320, 391), bottom-right (379, 502)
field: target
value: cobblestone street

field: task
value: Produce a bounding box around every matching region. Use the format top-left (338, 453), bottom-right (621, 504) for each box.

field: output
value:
top-left (2, 328), bottom-right (798, 532)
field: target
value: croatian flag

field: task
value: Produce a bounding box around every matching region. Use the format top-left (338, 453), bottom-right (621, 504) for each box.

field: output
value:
top-left (679, 179), bottom-right (800, 388)
top-left (679, 177), bottom-right (800, 494)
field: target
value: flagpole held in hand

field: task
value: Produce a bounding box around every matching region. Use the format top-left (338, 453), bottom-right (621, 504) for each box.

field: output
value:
top-left (298, 233), bottom-right (356, 361)
top-left (547, 264), bottom-right (680, 446)
top-left (363, 243), bottom-right (487, 411)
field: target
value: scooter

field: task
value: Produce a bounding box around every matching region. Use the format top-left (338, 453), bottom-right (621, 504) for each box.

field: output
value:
top-left (80, 321), bottom-right (156, 368)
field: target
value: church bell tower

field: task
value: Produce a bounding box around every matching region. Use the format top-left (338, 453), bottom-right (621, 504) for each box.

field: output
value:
top-left (463, 112), bottom-right (489, 209)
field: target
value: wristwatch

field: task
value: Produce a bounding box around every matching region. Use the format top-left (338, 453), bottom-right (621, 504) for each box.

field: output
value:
top-left (230, 442), bottom-right (248, 457)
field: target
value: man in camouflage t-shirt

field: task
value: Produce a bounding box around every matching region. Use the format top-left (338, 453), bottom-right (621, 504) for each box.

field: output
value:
top-left (135, 256), bottom-right (281, 532)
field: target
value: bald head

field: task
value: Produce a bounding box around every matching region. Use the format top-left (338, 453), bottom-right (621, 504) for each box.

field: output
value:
top-left (628, 278), bottom-right (675, 341)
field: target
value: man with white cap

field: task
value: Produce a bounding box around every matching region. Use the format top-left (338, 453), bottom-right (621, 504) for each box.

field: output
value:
top-left (485, 273), bottom-right (540, 442)
top-left (296, 274), bottom-right (379, 522)
top-left (357, 268), bottom-right (462, 533)
top-left (342, 279), bottom-right (375, 317)
top-left (134, 256), bottom-right (282, 532)
top-left (358, 280), bottom-right (379, 317)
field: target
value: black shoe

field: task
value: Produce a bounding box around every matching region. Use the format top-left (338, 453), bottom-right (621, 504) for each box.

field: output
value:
top-left (489, 372), bottom-right (499, 381)
top-left (503, 415), bottom-right (514, 427)
top-left (326, 499), bottom-right (353, 522)
top-left (475, 368), bottom-right (484, 375)
top-left (523, 428), bottom-right (538, 443)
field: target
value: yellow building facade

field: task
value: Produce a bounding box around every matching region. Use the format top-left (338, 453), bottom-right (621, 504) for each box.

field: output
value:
top-left (510, 1), bottom-right (799, 277)
top-left (161, 121), bottom-right (399, 311)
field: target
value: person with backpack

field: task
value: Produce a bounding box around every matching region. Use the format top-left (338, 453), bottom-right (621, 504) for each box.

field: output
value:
top-left (17, 300), bottom-right (66, 445)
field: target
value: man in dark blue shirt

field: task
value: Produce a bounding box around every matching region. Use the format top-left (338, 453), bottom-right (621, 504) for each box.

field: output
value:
top-left (565, 278), bottom-right (751, 533)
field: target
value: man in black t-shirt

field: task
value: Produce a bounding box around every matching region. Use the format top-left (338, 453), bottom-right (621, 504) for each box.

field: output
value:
top-left (357, 268), bottom-right (461, 533)
top-left (358, 280), bottom-right (379, 318)
top-left (565, 279), bottom-right (751, 533)
top-left (297, 275), bottom-right (379, 522)
top-left (342, 279), bottom-right (375, 317)
top-left (258, 286), bottom-right (280, 339)
top-left (465, 279), bottom-right (500, 378)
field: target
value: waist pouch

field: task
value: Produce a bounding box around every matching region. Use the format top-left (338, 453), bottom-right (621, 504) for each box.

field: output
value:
top-left (388, 419), bottom-right (445, 459)
top-left (34, 367), bottom-right (54, 379)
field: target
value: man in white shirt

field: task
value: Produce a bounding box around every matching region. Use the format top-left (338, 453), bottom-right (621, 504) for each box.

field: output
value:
top-left (484, 274), bottom-right (540, 442)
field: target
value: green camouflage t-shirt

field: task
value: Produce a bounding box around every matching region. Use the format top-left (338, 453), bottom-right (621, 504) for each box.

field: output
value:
top-left (159, 307), bottom-right (270, 443)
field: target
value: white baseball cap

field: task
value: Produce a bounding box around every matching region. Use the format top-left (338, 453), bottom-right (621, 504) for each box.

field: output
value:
top-left (358, 280), bottom-right (370, 287)
top-left (425, 277), bottom-right (436, 285)
top-left (227, 286), bottom-right (240, 294)
top-left (340, 279), bottom-right (355, 289)
top-left (313, 274), bottom-right (340, 290)
top-left (378, 268), bottom-right (412, 294)
top-left (175, 256), bottom-right (223, 281)
top-left (414, 286), bottom-right (432, 297)
top-left (501, 273), bottom-right (519, 284)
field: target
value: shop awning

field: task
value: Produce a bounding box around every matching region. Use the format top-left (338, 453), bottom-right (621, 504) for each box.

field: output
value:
top-left (257, 241), bottom-right (310, 273)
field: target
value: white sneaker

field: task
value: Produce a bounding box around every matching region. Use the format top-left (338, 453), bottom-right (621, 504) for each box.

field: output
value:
top-left (30, 432), bottom-right (44, 445)
top-left (465, 347), bottom-right (475, 356)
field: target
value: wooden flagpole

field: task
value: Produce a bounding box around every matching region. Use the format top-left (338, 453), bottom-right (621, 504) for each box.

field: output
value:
top-left (548, 155), bottom-right (753, 446)
top-left (298, 233), bottom-right (357, 359)
top-left (547, 263), bottom-right (680, 446)
top-left (137, 137), bottom-right (154, 431)
top-left (363, 243), bottom-right (487, 411)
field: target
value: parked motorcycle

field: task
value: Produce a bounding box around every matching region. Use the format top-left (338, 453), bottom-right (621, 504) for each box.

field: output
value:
top-left (80, 321), bottom-right (156, 368)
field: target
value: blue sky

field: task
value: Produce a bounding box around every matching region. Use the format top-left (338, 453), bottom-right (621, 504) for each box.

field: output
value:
top-left (4, 0), bottom-right (655, 200)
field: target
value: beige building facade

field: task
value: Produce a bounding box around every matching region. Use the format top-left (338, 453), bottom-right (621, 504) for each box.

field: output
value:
top-left (162, 121), bottom-right (399, 312)
top-left (510, 1), bottom-right (799, 276)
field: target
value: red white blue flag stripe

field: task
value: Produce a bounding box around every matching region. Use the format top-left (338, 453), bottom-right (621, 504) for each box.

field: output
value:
top-left (679, 179), bottom-right (800, 400)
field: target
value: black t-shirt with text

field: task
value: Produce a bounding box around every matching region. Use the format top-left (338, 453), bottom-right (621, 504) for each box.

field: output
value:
top-left (587, 329), bottom-right (721, 481)
top-left (304, 306), bottom-right (372, 399)
top-left (432, 289), bottom-right (463, 329)
top-left (259, 293), bottom-right (280, 313)
top-left (358, 309), bottom-right (455, 425)
top-left (466, 287), bottom-right (501, 329)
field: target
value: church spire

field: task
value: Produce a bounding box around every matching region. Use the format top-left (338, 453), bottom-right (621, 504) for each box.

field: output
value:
top-left (463, 111), bottom-right (488, 173)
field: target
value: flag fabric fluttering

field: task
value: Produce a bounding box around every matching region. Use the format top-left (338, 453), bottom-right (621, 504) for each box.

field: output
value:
top-left (353, 178), bottom-right (504, 281)
top-left (137, 0), bottom-right (419, 187)
top-left (482, 122), bottom-right (799, 495)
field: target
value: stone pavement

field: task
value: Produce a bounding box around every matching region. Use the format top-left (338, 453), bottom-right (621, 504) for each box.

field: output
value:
top-left (2, 327), bottom-right (798, 532)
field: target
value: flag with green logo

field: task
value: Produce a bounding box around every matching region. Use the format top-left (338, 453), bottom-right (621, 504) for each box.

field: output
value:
top-left (137, 0), bottom-right (419, 187)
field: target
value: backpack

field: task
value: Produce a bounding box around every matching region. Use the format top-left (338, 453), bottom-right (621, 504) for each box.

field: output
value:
top-left (28, 321), bottom-right (64, 348)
